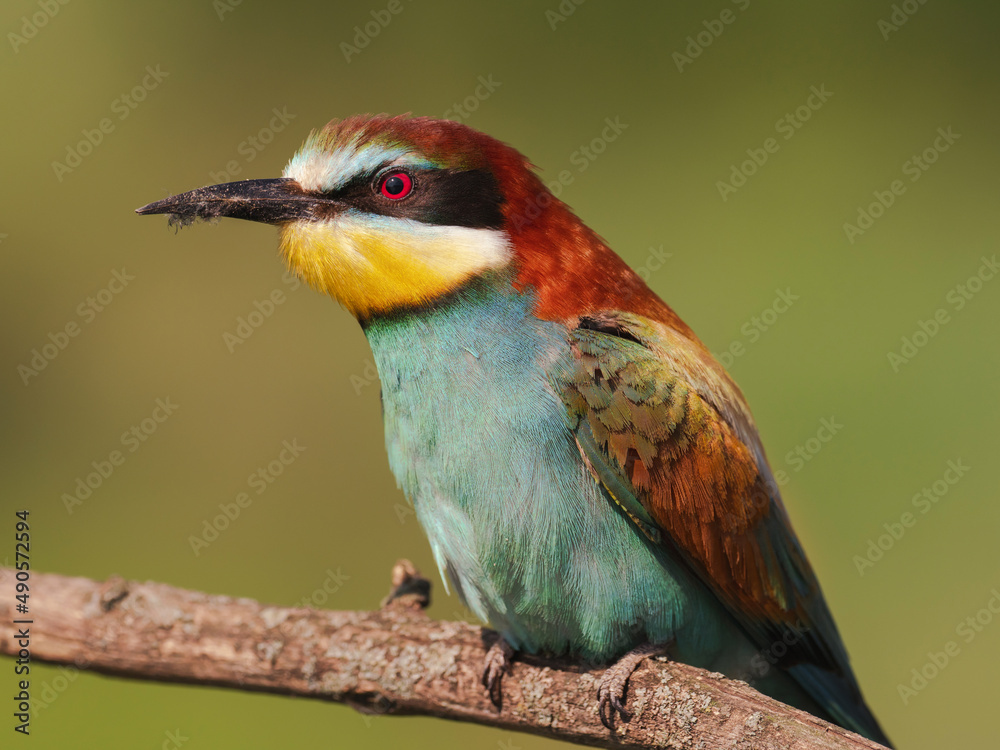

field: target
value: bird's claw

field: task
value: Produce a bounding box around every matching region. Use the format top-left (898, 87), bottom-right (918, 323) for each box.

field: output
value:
top-left (596, 642), bottom-right (670, 729)
top-left (481, 637), bottom-right (514, 708)
top-left (598, 676), bottom-right (633, 728)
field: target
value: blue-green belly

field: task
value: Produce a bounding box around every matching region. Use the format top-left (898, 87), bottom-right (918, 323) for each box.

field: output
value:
top-left (363, 279), bottom-right (751, 668)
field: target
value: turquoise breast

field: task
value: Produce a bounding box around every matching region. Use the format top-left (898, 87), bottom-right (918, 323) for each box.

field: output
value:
top-left (362, 275), bottom-right (748, 667)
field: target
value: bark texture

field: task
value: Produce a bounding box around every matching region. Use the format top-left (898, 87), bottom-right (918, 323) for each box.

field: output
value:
top-left (0, 565), bottom-right (888, 749)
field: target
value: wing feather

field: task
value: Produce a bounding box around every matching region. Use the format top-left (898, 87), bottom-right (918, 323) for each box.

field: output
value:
top-left (553, 312), bottom-right (889, 743)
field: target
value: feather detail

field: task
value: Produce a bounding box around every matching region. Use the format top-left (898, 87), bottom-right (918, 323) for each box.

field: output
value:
top-left (552, 312), bottom-right (891, 744)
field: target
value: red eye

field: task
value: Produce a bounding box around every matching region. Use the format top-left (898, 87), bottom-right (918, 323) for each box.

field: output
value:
top-left (380, 172), bottom-right (413, 199)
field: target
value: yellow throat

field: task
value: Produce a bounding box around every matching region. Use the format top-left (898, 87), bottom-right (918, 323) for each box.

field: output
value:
top-left (279, 215), bottom-right (513, 318)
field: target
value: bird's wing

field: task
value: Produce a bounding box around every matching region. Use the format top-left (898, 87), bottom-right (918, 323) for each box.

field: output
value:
top-left (552, 311), bottom-right (888, 743)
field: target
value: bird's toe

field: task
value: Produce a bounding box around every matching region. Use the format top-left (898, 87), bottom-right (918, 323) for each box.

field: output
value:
top-left (597, 674), bottom-right (633, 728)
top-left (481, 637), bottom-right (515, 708)
top-left (596, 642), bottom-right (670, 729)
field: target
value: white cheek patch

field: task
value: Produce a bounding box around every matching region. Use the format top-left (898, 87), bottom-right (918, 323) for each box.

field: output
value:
top-left (328, 213), bottom-right (514, 285)
top-left (360, 215), bottom-right (512, 270)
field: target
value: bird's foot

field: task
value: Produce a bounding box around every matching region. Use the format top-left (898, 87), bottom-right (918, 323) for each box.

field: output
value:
top-left (481, 636), bottom-right (515, 708)
top-left (597, 642), bottom-right (671, 729)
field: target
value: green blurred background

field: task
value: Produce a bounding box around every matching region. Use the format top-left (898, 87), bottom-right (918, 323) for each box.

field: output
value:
top-left (2, 1), bottom-right (998, 747)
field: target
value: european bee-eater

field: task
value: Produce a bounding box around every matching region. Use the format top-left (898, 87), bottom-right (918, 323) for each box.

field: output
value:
top-left (138, 114), bottom-right (891, 746)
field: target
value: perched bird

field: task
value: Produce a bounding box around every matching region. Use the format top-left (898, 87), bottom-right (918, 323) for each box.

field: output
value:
top-left (137, 114), bottom-right (891, 745)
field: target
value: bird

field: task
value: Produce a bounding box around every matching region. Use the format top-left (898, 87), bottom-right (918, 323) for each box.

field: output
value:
top-left (137, 113), bottom-right (891, 746)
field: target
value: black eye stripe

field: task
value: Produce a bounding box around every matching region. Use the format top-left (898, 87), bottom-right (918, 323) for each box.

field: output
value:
top-left (322, 167), bottom-right (504, 230)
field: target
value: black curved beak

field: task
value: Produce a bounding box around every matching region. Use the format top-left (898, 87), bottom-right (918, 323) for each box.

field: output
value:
top-left (136, 178), bottom-right (324, 225)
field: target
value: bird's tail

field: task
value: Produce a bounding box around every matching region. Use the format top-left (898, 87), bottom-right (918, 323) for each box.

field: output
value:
top-left (789, 663), bottom-right (893, 747)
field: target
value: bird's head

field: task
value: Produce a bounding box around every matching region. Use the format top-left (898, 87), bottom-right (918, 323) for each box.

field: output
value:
top-left (138, 114), bottom-right (687, 331)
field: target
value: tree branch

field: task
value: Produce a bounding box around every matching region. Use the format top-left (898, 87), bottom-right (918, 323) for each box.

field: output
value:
top-left (0, 565), bottom-right (886, 749)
